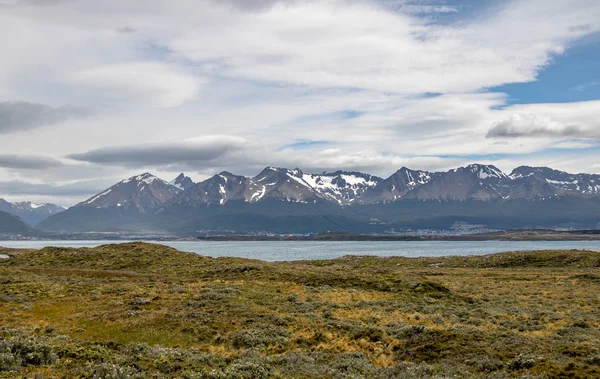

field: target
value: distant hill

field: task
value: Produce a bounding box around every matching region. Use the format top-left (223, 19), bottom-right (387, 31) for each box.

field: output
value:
top-left (38, 164), bottom-right (600, 234)
top-left (0, 210), bottom-right (36, 236)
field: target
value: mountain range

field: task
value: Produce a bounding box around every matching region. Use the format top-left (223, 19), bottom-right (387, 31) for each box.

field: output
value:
top-left (0, 199), bottom-right (65, 226)
top-left (0, 199), bottom-right (64, 236)
top-left (31, 164), bottom-right (600, 235)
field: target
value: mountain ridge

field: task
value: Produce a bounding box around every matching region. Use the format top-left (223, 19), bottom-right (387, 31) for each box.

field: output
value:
top-left (37, 164), bottom-right (600, 234)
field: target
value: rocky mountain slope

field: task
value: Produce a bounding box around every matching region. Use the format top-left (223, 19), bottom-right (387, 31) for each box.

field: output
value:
top-left (358, 167), bottom-right (432, 203)
top-left (37, 173), bottom-right (181, 233)
top-left (0, 199), bottom-right (65, 226)
top-left (170, 173), bottom-right (195, 191)
top-left (75, 172), bottom-right (180, 212)
top-left (510, 166), bottom-right (600, 195)
top-left (38, 164), bottom-right (600, 234)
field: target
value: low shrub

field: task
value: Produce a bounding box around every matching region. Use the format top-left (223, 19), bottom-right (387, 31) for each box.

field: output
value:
top-left (129, 297), bottom-right (152, 306)
top-left (508, 354), bottom-right (537, 370)
top-left (80, 362), bottom-right (144, 379)
top-left (0, 337), bottom-right (57, 371)
top-left (230, 325), bottom-right (290, 348)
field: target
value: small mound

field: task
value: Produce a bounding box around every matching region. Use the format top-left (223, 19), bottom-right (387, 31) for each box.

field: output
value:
top-left (7, 242), bottom-right (209, 274)
top-left (455, 250), bottom-right (600, 268)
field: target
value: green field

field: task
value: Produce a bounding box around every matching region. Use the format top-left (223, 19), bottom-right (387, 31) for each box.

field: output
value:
top-left (1, 243), bottom-right (600, 378)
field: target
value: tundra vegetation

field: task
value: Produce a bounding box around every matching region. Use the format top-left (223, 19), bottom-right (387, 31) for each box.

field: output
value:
top-left (1, 243), bottom-right (600, 378)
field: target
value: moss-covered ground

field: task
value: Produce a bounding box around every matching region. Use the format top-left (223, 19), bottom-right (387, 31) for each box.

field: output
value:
top-left (1, 243), bottom-right (600, 378)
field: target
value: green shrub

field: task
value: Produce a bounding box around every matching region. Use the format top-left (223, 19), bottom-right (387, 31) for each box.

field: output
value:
top-left (81, 362), bottom-right (144, 379)
top-left (0, 337), bottom-right (57, 371)
top-left (224, 362), bottom-right (271, 378)
top-left (0, 351), bottom-right (21, 372)
top-left (331, 352), bottom-right (378, 377)
top-left (230, 325), bottom-right (290, 348)
top-left (508, 354), bottom-right (537, 370)
top-left (467, 356), bottom-right (504, 373)
top-left (129, 297), bottom-right (152, 306)
top-left (586, 354), bottom-right (600, 365)
top-left (386, 323), bottom-right (425, 338)
top-left (352, 326), bottom-right (385, 342)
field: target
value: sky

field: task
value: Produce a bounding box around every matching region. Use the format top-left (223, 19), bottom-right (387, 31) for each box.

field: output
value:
top-left (0, 0), bottom-right (599, 207)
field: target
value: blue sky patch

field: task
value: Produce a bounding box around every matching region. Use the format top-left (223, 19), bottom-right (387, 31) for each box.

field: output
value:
top-left (491, 33), bottom-right (600, 105)
top-left (292, 110), bottom-right (365, 125)
top-left (277, 140), bottom-right (335, 151)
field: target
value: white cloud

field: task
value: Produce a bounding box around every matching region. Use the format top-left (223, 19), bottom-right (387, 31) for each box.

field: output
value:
top-left (574, 81), bottom-right (600, 92)
top-left (488, 101), bottom-right (600, 139)
top-left (70, 62), bottom-right (205, 108)
top-left (0, 0), bottom-right (598, 204)
top-left (168, 0), bottom-right (600, 93)
top-left (487, 113), bottom-right (587, 138)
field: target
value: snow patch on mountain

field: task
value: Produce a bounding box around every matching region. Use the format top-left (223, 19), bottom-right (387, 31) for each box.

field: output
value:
top-left (467, 164), bottom-right (508, 180)
top-left (302, 172), bottom-right (381, 204)
top-left (85, 189), bottom-right (112, 205)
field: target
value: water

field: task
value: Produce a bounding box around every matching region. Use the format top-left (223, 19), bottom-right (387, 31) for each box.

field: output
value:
top-left (1, 240), bottom-right (600, 261)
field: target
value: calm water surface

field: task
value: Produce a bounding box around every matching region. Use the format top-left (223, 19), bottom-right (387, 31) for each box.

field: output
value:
top-left (2, 240), bottom-right (600, 261)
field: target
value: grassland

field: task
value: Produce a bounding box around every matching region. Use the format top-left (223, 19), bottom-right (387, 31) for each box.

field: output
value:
top-left (1, 243), bottom-right (600, 378)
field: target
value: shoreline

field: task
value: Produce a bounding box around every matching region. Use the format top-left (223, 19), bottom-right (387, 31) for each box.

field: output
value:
top-left (4, 229), bottom-right (600, 242)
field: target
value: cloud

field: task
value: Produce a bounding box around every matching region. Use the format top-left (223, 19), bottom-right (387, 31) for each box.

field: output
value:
top-left (487, 101), bottom-right (600, 139)
top-left (486, 113), bottom-right (589, 138)
top-left (398, 5), bottom-right (458, 14)
top-left (0, 0), bottom-right (599, 205)
top-left (116, 26), bottom-right (137, 34)
top-left (573, 81), bottom-right (600, 92)
top-left (271, 148), bottom-right (467, 174)
top-left (0, 101), bottom-right (91, 134)
top-left (70, 62), bottom-right (205, 108)
top-left (214, 0), bottom-right (299, 11)
top-left (278, 140), bottom-right (334, 151)
top-left (168, 0), bottom-right (600, 94)
top-left (0, 154), bottom-right (63, 169)
top-left (68, 135), bottom-right (248, 167)
top-left (552, 140), bottom-right (597, 149)
top-left (0, 179), bottom-right (105, 197)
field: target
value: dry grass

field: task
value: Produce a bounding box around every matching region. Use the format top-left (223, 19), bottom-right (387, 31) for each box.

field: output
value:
top-left (1, 242), bottom-right (600, 378)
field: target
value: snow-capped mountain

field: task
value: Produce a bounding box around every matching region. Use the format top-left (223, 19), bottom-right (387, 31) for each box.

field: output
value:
top-left (37, 173), bottom-right (182, 233)
top-left (77, 173), bottom-right (181, 212)
top-left (170, 173), bottom-right (195, 191)
top-left (251, 167), bottom-right (324, 203)
top-left (169, 168), bottom-right (380, 207)
top-left (397, 164), bottom-right (511, 201)
top-left (170, 171), bottom-right (256, 206)
top-left (511, 166), bottom-right (600, 196)
top-left (0, 199), bottom-right (65, 226)
top-left (38, 165), bottom-right (600, 234)
top-left (359, 167), bottom-right (432, 203)
top-left (302, 171), bottom-right (382, 204)
top-left (507, 175), bottom-right (560, 200)
top-left (468, 164), bottom-right (509, 180)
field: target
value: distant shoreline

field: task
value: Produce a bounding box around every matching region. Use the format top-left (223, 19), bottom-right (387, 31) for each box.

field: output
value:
top-left (4, 229), bottom-right (600, 242)
top-left (197, 230), bottom-right (600, 241)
